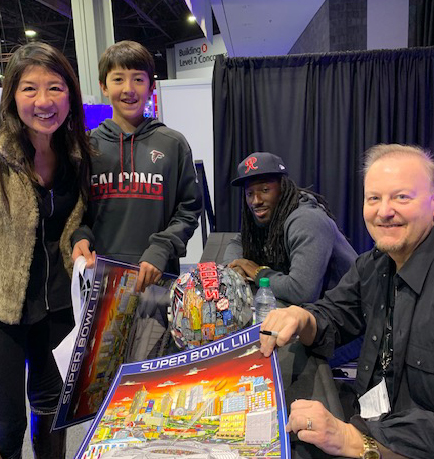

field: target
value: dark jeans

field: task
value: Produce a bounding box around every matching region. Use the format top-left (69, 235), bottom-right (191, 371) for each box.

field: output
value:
top-left (0, 314), bottom-right (68, 459)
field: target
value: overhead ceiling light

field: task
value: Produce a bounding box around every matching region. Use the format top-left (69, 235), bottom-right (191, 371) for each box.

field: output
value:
top-left (154, 74), bottom-right (158, 79)
top-left (25, 30), bottom-right (37, 38)
top-left (188, 15), bottom-right (196, 23)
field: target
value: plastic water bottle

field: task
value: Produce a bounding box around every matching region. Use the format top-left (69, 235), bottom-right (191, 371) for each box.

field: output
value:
top-left (254, 277), bottom-right (277, 324)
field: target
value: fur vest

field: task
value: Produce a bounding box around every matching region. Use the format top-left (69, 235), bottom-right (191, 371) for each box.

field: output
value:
top-left (0, 132), bottom-right (85, 325)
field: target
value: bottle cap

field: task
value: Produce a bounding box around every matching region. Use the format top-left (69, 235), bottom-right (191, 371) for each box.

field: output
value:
top-left (259, 277), bottom-right (270, 288)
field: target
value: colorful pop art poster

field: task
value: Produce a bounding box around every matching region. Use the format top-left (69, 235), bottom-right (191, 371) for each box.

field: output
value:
top-left (53, 256), bottom-right (175, 430)
top-left (76, 324), bottom-right (290, 458)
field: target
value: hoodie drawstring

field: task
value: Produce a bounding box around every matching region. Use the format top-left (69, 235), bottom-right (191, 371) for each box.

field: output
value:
top-left (119, 133), bottom-right (135, 184)
top-left (130, 134), bottom-right (135, 184)
top-left (120, 132), bottom-right (124, 176)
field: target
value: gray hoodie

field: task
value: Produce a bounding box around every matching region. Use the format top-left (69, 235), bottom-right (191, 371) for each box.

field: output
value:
top-left (72, 118), bottom-right (202, 274)
top-left (223, 192), bottom-right (357, 303)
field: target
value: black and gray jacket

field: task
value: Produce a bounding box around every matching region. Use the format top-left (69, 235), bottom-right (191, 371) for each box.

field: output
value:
top-left (0, 132), bottom-right (85, 325)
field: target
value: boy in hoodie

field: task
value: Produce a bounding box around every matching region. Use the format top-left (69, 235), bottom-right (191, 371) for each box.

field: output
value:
top-left (72, 41), bottom-right (202, 291)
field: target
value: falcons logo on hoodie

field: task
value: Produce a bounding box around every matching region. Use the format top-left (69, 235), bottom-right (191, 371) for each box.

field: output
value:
top-left (150, 150), bottom-right (165, 163)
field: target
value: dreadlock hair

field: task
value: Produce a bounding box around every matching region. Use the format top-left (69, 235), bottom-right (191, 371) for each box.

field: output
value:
top-left (241, 175), bottom-right (336, 273)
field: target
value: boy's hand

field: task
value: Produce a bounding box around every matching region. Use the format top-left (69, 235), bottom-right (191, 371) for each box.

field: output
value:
top-left (72, 239), bottom-right (96, 268)
top-left (136, 262), bottom-right (162, 292)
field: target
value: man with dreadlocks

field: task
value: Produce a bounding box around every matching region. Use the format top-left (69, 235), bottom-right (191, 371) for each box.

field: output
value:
top-left (224, 152), bottom-right (357, 304)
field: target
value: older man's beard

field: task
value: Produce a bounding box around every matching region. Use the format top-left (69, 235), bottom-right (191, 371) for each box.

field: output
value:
top-left (375, 240), bottom-right (405, 254)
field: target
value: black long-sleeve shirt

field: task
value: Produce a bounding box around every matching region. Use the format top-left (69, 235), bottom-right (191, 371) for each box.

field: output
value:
top-left (23, 167), bottom-right (78, 324)
top-left (303, 227), bottom-right (434, 458)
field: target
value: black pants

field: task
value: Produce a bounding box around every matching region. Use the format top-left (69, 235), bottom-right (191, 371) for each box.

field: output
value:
top-left (0, 313), bottom-right (70, 459)
top-left (278, 341), bottom-right (349, 459)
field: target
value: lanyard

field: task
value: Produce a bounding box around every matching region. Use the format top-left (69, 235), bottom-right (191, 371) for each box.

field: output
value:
top-left (380, 284), bottom-right (396, 373)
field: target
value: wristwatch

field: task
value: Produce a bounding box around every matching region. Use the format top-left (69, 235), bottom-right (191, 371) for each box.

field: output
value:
top-left (253, 265), bottom-right (270, 279)
top-left (360, 435), bottom-right (381, 459)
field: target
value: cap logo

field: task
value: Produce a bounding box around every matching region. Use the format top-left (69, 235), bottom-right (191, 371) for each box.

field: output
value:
top-left (244, 157), bottom-right (258, 174)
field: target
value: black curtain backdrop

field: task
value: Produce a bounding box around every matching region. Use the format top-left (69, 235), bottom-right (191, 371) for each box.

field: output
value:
top-left (212, 47), bottom-right (434, 254)
top-left (414, 0), bottom-right (434, 46)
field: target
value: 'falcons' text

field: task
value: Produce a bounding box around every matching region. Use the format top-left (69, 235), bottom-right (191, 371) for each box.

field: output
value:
top-left (90, 172), bottom-right (164, 200)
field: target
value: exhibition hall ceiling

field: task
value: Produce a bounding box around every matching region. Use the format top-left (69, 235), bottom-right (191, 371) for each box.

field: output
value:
top-left (211, 0), bottom-right (325, 57)
top-left (0, 0), bottom-right (325, 79)
top-left (0, 0), bottom-right (215, 79)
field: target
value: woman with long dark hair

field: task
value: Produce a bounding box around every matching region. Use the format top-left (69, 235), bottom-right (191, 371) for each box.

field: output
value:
top-left (0, 42), bottom-right (93, 459)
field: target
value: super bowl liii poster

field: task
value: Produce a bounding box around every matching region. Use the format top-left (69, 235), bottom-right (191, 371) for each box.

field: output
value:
top-left (53, 256), bottom-right (149, 430)
top-left (76, 324), bottom-right (290, 458)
